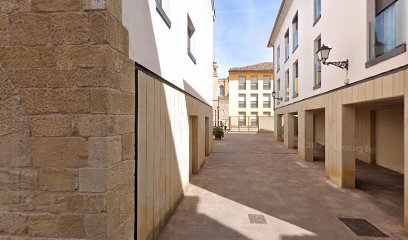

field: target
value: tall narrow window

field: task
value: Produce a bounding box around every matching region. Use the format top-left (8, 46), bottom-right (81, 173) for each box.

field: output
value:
top-left (238, 76), bottom-right (246, 90)
top-left (293, 61), bottom-right (299, 97)
top-left (239, 112), bottom-right (246, 126)
top-left (263, 94), bottom-right (271, 108)
top-left (187, 15), bottom-right (196, 64)
top-left (314, 0), bottom-right (321, 23)
top-left (263, 75), bottom-right (271, 90)
top-left (276, 79), bottom-right (281, 105)
top-left (250, 94), bottom-right (258, 108)
top-left (314, 36), bottom-right (322, 89)
top-left (285, 70), bottom-right (290, 101)
top-left (250, 76), bottom-right (258, 90)
top-left (250, 112), bottom-right (258, 126)
top-left (156, 0), bottom-right (171, 28)
top-left (219, 85), bottom-right (225, 96)
top-left (292, 13), bottom-right (298, 51)
top-left (238, 94), bottom-right (246, 108)
top-left (285, 30), bottom-right (290, 61)
top-left (276, 46), bottom-right (281, 71)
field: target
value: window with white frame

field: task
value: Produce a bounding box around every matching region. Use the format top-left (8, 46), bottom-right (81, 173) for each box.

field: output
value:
top-left (314, 0), bottom-right (321, 23)
top-left (314, 36), bottom-right (322, 89)
top-left (276, 46), bottom-right (281, 71)
top-left (293, 61), bottom-right (299, 97)
top-left (250, 94), bottom-right (258, 108)
top-left (250, 112), bottom-right (258, 126)
top-left (156, 0), bottom-right (171, 28)
top-left (293, 13), bottom-right (298, 51)
top-left (285, 30), bottom-right (290, 61)
top-left (187, 15), bottom-right (196, 64)
top-left (263, 75), bottom-right (271, 90)
top-left (251, 76), bottom-right (258, 90)
top-left (238, 76), bottom-right (246, 90)
top-left (238, 94), bottom-right (246, 108)
top-left (263, 94), bottom-right (271, 108)
top-left (285, 70), bottom-right (289, 101)
top-left (239, 112), bottom-right (246, 126)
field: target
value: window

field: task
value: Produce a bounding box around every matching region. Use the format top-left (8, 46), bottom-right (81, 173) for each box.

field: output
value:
top-left (293, 13), bottom-right (298, 51)
top-left (263, 112), bottom-right (271, 116)
top-left (276, 46), bottom-right (281, 71)
top-left (156, 0), bottom-right (171, 28)
top-left (368, 0), bottom-right (406, 63)
top-left (250, 94), bottom-right (258, 108)
top-left (238, 76), bottom-right (246, 90)
top-left (250, 76), bottom-right (258, 90)
top-left (263, 76), bottom-right (271, 90)
top-left (293, 61), bottom-right (299, 97)
top-left (250, 112), bottom-right (258, 126)
top-left (314, 36), bottom-right (322, 89)
top-left (314, 0), bottom-right (321, 24)
top-left (239, 112), bottom-right (246, 126)
top-left (285, 70), bottom-right (290, 101)
top-left (187, 15), bottom-right (196, 64)
top-left (285, 30), bottom-right (290, 61)
top-left (263, 94), bottom-right (271, 108)
top-left (219, 85), bottom-right (225, 96)
top-left (238, 94), bottom-right (246, 108)
top-left (276, 79), bottom-right (280, 105)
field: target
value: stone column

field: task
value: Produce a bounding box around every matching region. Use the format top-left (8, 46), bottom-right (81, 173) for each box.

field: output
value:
top-left (284, 113), bottom-right (295, 149)
top-left (404, 69), bottom-right (408, 232)
top-left (341, 105), bottom-right (356, 189)
top-left (298, 110), bottom-right (314, 161)
top-left (0, 0), bottom-right (135, 239)
top-left (275, 114), bottom-right (283, 141)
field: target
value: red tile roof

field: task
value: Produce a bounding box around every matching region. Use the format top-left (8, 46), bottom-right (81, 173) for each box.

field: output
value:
top-left (229, 62), bottom-right (274, 72)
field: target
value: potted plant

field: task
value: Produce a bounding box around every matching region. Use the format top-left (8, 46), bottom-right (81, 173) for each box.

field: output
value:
top-left (213, 127), bottom-right (224, 140)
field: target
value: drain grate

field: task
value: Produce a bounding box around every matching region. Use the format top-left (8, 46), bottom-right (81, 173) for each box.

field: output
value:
top-left (339, 218), bottom-right (389, 238)
top-left (248, 214), bottom-right (267, 224)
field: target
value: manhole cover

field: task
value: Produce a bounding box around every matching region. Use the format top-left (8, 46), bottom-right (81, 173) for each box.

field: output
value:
top-left (248, 214), bottom-right (267, 224)
top-left (339, 218), bottom-right (389, 238)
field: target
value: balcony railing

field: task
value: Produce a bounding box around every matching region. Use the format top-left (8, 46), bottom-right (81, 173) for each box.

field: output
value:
top-left (251, 101), bottom-right (258, 108)
top-left (238, 101), bottom-right (246, 108)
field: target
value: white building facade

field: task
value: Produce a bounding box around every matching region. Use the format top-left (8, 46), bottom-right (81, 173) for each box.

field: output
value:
top-left (123, 1), bottom-right (215, 239)
top-left (268, 0), bottom-right (408, 232)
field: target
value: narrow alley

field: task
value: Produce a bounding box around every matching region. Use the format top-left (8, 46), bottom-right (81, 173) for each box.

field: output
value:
top-left (159, 133), bottom-right (405, 240)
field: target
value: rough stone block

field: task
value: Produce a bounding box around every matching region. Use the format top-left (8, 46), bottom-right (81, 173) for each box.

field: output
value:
top-left (90, 11), bottom-right (107, 44)
top-left (88, 136), bottom-right (122, 168)
top-left (0, 69), bottom-right (16, 101)
top-left (59, 214), bottom-right (85, 238)
top-left (0, 14), bottom-right (8, 36)
top-left (122, 133), bottom-right (135, 161)
top-left (0, 169), bottom-right (19, 190)
top-left (107, 47), bottom-right (134, 78)
top-left (118, 23), bottom-right (129, 55)
top-left (20, 88), bottom-right (91, 114)
top-left (91, 88), bottom-right (135, 114)
top-left (85, 213), bottom-right (107, 238)
top-left (0, 96), bottom-right (27, 136)
top-left (66, 194), bottom-right (106, 213)
top-left (107, 0), bottom-right (121, 21)
top-left (20, 168), bottom-right (38, 190)
top-left (0, 213), bottom-right (28, 235)
top-left (32, 0), bottom-right (81, 12)
top-left (107, 160), bottom-right (134, 190)
top-left (0, 46), bottom-right (56, 68)
top-left (50, 12), bottom-right (89, 45)
top-left (76, 67), bottom-right (108, 87)
top-left (39, 170), bottom-right (78, 192)
top-left (73, 114), bottom-right (134, 137)
top-left (10, 13), bottom-right (49, 46)
top-left (0, 131), bottom-right (31, 167)
top-left (79, 168), bottom-right (107, 193)
top-left (10, 0), bottom-right (31, 12)
top-left (57, 45), bottom-right (108, 67)
top-left (9, 68), bottom-right (76, 88)
top-left (0, 191), bottom-right (19, 204)
top-left (32, 137), bottom-right (88, 168)
top-left (28, 214), bottom-right (58, 237)
top-left (29, 115), bottom-right (72, 137)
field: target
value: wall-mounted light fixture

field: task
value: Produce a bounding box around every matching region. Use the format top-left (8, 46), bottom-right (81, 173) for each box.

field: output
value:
top-left (316, 44), bottom-right (349, 70)
top-left (272, 91), bottom-right (282, 102)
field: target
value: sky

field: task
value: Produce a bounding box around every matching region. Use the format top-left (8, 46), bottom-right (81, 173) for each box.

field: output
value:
top-left (214, 0), bottom-right (281, 78)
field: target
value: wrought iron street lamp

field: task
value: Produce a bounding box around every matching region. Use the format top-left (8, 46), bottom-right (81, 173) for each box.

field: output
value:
top-left (272, 91), bottom-right (282, 102)
top-left (316, 44), bottom-right (349, 70)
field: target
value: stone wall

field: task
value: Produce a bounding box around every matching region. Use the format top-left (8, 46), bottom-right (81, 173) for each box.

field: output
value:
top-left (137, 69), bottom-right (213, 240)
top-left (0, 0), bottom-right (135, 239)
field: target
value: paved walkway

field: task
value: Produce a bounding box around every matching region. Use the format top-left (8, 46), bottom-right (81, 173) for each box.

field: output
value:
top-left (159, 133), bottom-right (406, 240)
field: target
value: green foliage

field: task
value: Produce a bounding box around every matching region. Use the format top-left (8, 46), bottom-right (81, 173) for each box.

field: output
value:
top-left (213, 127), bottom-right (224, 138)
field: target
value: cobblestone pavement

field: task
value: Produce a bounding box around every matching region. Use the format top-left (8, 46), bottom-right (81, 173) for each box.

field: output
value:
top-left (159, 133), bottom-right (406, 240)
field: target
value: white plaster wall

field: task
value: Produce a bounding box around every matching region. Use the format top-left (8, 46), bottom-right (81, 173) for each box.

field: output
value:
top-left (122, 0), bottom-right (214, 104)
top-left (272, 0), bottom-right (408, 108)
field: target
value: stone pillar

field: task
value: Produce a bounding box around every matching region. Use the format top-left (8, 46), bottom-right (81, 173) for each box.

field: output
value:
top-left (0, 0), bottom-right (135, 239)
top-left (340, 105), bottom-right (356, 189)
top-left (298, 110), bottom-right (314, 162)
top-left (275, 114), bottom-right (283, 141)
top-left (284, 113), bottom-right (295, 149)
top-left (404, 70), bottom-right (408, 232)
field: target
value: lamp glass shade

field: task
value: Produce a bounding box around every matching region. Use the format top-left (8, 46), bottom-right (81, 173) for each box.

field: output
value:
top-left (318, 44), bottom-right (331, 62)
top-left (272, 91), bottom-right (276, 98)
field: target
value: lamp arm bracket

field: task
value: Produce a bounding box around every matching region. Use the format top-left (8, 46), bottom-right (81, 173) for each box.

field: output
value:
top-left (323, 59), bottom-right (349, 70)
